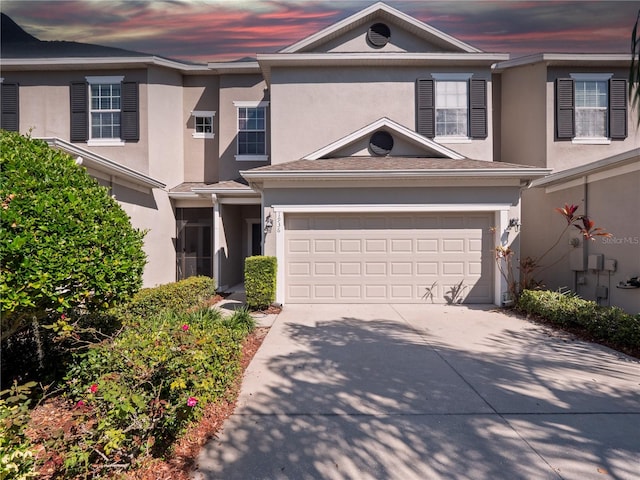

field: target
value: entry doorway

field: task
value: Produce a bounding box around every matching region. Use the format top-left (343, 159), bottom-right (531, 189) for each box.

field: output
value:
top-left (176, 208), bottom-right (212, 280)
top-left (247, 219), bottom-right (262, 257)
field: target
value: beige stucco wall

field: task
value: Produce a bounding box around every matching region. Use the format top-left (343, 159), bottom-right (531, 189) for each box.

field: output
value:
top-left (521, 167), bottom-right (640, 314)
top-left (146, 66), bottom-right (184, 188)
top-left (544, 67), bottom-right (639, 172)
top-left (499, 62), bottom-right (547, 167)
top-left (113, 184), bottom-right (177, 287)
top-left (183, 75), bottom-right (220, 183)
top-left (218, 74), bottom-right (269, 181)
top-left (7, 69), bottom-right (151, 174)
top-left (270, 66), bottom-right (494, 164)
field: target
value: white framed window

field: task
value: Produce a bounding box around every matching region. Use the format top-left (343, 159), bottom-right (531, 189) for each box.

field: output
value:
top-left (432, 73), bottom-right (472, 141)
top-left (571, 73), bottom-right (611, 142)
top-left (234, 101), bottom-right (269, 161)
top-left (86, 76), bottom-right (124, 146)
top-left (191, 110), bottom-right (215, 139)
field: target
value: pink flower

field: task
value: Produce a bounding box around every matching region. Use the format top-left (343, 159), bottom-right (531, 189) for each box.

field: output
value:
top-left (76, 400), bottom-right (85, 408)
top-left (90, 384), bottom-right (98, 394)
top-left (181, 324), bottom-right (189, 332)
top-left (187, 397), bottom-right (198, 407)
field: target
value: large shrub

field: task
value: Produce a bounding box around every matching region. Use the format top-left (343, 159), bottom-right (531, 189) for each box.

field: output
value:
top-left (0, 131), bottom-right (146, 341)
top-left (31, 277), bottom-right (254, 478)
top-left (245, 255), bottom-right (277, 310)
top-left (517, 289), bottom-right (640, 351)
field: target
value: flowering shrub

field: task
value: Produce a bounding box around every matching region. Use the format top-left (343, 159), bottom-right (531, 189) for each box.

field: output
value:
top-left (24, 277), bottom-right (254, 478)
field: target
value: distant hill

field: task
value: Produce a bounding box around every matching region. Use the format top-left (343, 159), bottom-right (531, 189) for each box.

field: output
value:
top-left (0, 12), bottom-right (157, 59)
top-left (1, 12), bottom-right (40, 43)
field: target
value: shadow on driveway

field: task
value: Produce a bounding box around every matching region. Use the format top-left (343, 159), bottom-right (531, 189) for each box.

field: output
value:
top-left (195, 305), bottom-right (640, 480)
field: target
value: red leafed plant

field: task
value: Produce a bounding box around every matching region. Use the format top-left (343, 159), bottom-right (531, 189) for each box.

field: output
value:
top-left (495, 204), bottom-right (612, 300)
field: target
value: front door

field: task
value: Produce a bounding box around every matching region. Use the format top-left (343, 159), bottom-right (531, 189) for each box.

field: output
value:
top-left (176, 208), bottom-right (212, 280)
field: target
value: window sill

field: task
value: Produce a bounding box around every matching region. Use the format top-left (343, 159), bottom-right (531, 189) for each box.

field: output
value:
top-left (192, 133), bottom-right (215, 139)
top-left (434, 136), bottom-right (472, 144)
top-left (235, 155), bottom-right (269, 161)
top-left (88, 139), bottom-right (125, 147)
top-left (571, 138), bottom-right (611, 145)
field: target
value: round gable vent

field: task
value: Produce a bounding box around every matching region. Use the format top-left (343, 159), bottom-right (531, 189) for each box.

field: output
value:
top-left (367, 23), bottom-right (391, 48)
top-left (369, 131), bottom-right (394, 156)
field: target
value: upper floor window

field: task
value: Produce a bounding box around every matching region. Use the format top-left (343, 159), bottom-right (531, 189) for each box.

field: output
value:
top-left (70, 76), bottom-right (139, 145)
top-left (435, 80), bottom-right (468, 137)
top-left (90, 79), bottom-right (122, 141)
top-left (416, 74), bottom-right (487, 141)
top-left (234, 101), bottom-right (269, 161)
top-left (556, 74), bottom-right (627, 143)
top-left (191, 110), bottom-right (215, 139)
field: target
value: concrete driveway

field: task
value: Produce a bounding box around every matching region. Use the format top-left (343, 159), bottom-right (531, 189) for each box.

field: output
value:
top-left (195, 304), bottom-right (640, 480)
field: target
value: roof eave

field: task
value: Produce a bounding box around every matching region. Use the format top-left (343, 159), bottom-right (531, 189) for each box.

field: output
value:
top-left (40, 137), bottom-right (166, 189)
top-left (0, 56), bottom-right (210, 73)
top-left (242, 168), bottom-right (551, 181)
top-left (494, 53), bottom-right (631, 71)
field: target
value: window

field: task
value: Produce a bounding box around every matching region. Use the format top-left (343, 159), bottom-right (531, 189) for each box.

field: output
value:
top-left (70, 76), bottom-right (139, 144)
top-left (416, 75), bottom-right (486, 140)
top-left (435, 80), bottom-right (468, 137)
top-left (191, 111), bottom-right (215, 139)
top-left (90, 82), bottom-right (122, 140)
top-left (556, 74), bottom-right (627, 143)
top-left (234, 101), bottom-right (269, 161)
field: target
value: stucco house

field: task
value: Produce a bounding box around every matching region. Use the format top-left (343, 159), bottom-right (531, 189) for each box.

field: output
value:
top-left (1, 3), bottom-right (638, 312)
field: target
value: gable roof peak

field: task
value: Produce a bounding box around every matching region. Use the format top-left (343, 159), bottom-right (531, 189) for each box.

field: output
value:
top-left (280, 1), bottom-right (482, 54)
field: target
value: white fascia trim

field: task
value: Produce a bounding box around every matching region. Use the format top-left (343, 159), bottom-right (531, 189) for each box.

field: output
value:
top-left (529, 148), bottom-right (640, 188)
top-left (272, 204), bottom-right (511, 214)
top-left (242, 168), bottom-right (551, 181)
top-left (303, 117), bottom-right (465, 160)
top-left (1, 56), bottom-right (210, 73)
top-left (259, 53), bottom-right (508, 64)
top-left (494, 53), bottom-right (631, 70)
top-left (279, 2), bottom-right (481, 54)
top-left (233, 101), bottom-right (270, 108)
top-left (85, 75), bottom-right (124, 84)
top-left (40, 137), bottom-right (165, 189)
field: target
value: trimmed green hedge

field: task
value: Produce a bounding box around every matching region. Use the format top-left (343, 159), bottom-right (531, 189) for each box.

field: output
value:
top-left (114, 275), bottom-right (217, 320)
top-left (517, 290), bottom-right (640, 351)
top-left (245, 256), bottom-right (277, 310)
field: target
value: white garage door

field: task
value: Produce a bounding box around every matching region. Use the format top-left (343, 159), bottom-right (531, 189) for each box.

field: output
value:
top-left (284, 212), bottom-right (493, 304)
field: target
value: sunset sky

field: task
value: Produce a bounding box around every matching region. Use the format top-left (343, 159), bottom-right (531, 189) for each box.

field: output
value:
top-left (1, 0), bottom-right (638, 63)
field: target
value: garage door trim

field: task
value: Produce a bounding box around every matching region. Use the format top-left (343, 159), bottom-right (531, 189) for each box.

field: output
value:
top-left (272, 204), bottom-right (512, 305)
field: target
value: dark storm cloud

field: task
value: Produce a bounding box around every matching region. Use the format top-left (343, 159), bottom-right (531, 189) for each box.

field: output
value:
top-left (1, 0), bottom-right (636, 62)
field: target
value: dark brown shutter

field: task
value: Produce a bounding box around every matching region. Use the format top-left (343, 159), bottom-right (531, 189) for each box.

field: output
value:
top-left (609, 78), bottom-right (627, 139)
top-left (556, 78), bottom-right (575, 139)
top-left (120, 81), bottom-right (139, 141)
top-left (416, 78), bottom-right (435, 138)
top-left (1, 83), bottom-right (19, 132)
top-left (469, 78), bottom-right (487, 139)
top-left (70, 81), bottom-right (88, 142)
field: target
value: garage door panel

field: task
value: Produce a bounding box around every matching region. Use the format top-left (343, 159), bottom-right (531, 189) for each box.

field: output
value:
top-left (285, 213), bottom-right (493, 303)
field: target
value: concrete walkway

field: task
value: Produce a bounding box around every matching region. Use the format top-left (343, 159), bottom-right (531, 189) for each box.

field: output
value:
top-left (195, 304), bottom-right (640, 480)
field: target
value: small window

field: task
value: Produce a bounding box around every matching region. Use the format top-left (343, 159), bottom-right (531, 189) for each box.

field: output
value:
top-left (234, 101), bottom-right (269, 161)
top-left (369, 131), bottom-right (393, 156)
top-left (191, 110), bottom-right (215, 139)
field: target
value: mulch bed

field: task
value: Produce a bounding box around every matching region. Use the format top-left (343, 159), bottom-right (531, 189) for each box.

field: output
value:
top-left (26, 326), bottom-right (270, 480)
